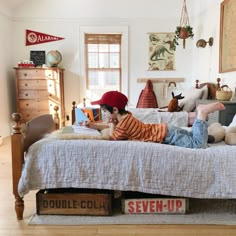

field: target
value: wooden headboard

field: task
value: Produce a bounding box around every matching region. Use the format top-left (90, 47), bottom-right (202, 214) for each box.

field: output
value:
top-left (195, 78), bottom-right (221, 99)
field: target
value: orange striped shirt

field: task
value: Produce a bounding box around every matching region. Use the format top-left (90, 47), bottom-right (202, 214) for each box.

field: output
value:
top-left (112, 113), bottom-right (167, 143)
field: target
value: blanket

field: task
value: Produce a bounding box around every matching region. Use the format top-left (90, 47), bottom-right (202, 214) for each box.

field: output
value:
top-left (46, 126), bottom-right (110, 140)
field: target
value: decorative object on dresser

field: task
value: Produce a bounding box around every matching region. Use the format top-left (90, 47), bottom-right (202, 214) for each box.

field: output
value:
top-left (14, 67), bottom-right (65, 127)
top-left (46, 50), bottom-right (62, 67)
top-left (30, 51), bottom-right (46, 67)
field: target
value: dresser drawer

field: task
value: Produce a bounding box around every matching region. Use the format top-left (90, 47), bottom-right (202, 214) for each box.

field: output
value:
top-left (18, 79), bottom-right (57, 90)
top-left (19, 90), bottom-right (50, 99)
top-left (16, 69), bottom-right (59, 80)
top-left (19, 99), bottom-right (49, 110)
top-left (19, 99), bottom-right (60, 110)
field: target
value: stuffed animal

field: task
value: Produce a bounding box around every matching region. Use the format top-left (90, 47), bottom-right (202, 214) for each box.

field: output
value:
top-left (225, 126), bottom-right (236, 145)
top-left (208, 122), bottom-right (236, 145)
top-left (167, 92), bottom-right (184, 112)
top-left (208, 123), bottom-right (225, 143)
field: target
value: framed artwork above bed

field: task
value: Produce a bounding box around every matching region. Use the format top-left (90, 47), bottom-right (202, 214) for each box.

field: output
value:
top-left (147, 33), bottom-right (176, 71)
top-left (219, 0), bottom-right (236, 73)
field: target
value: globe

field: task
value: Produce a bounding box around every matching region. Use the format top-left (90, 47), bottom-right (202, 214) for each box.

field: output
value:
top-left (46, 50), bottom-right (62, 67)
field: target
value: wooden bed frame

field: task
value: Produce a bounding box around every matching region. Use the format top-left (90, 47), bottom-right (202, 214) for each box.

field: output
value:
top-left (11, 79), bottom-right (221, 220)
top-left (11, 109), bottom-right (59, 220)
top-left (195, 78), bottom-right (221, 99)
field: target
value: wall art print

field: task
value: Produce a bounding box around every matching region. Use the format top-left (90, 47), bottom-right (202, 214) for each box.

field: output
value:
top-left (148, 33), bottom-right (176, 71)
top-left (219, 0), bottom-right (236, 73)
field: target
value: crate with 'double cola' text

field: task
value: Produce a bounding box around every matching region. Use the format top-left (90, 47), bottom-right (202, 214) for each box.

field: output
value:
top-left (36, 188), bottom-right (113, 216)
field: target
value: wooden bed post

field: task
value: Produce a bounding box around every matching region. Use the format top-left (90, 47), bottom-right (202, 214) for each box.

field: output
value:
top-left (216, 78), bottom-right (221, 89)
top-left (53, 106), bottom-right (60, 130)
top-left (71, 101), bottom-right (76, 125)
top-left (11, 113), bottom-right (24, 220)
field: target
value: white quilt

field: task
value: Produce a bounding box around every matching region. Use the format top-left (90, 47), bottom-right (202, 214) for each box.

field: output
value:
top-left (128, 108), bottom-right (189, 127)
top-left (19, 138), bottom-right (236, 199)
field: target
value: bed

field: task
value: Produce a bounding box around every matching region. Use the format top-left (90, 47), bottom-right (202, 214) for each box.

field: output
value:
top-left (12, 78), bottom-right (236, 220)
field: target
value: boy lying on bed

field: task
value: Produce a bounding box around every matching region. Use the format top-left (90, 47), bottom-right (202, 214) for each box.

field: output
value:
top-left (85, 91), bottom-right (225, 149)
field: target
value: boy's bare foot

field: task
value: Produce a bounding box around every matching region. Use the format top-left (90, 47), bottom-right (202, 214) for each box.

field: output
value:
top-left (197, 102), bottom-right (225, 121)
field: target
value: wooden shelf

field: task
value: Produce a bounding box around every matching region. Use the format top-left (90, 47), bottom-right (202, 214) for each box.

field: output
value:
top-left (137, 78), bottom-right (185, 83)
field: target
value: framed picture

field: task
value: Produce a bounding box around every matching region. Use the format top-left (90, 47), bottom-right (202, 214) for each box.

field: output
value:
top-left (30, 51), bottom-right (46, 67)
top-left (219, 0), bottom-right (236, 73)
top-left (147, 33), bottom-right (176, 71)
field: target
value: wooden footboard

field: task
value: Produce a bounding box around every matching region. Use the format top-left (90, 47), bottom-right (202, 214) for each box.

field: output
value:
top-left (11, 112), bottom-right (59, 220)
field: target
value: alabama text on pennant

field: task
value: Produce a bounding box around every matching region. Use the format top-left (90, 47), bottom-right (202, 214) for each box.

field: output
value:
top-left (26, 29), bottom-right (64, 46)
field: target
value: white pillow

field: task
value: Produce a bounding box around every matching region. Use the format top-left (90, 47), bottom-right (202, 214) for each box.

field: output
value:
top-left (200, 85), bottom-right (209, 100)
top-left (179, 87), bottom-right (203, 112)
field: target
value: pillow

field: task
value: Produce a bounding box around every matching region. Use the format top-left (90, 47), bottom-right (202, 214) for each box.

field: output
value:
top-left (179, 87), bottom-right (203, 112)
top-left (200, 85), bottom-right (209, 100)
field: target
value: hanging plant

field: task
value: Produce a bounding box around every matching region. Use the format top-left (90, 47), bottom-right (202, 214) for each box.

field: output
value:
top-left (173, 25), bottom-right (194, 49)
top-left (173, 0), bottom-right (194, 50)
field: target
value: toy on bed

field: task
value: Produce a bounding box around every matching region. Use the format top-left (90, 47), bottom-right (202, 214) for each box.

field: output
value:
top-left (208, 114), bottom-right (236, 145)
top-left (167, 92), bottom-right (184, 112)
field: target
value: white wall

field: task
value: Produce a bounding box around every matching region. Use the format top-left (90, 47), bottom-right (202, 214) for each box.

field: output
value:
top-left (10, 0), bottom-right (198, 110)
top-left (2, 0), bottom-right (236, 137)
top-left (192, 0), bottom-right (236, 90)
top-left (0, 12), bottom-right (15, 137)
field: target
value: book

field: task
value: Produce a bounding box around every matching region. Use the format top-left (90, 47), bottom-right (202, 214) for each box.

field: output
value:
top-left (82, 107), bottom-right (101, 122)
top-left (72, 125), bottom-right (101, 136)
top-left (74, 108), bottom-right (88, 125)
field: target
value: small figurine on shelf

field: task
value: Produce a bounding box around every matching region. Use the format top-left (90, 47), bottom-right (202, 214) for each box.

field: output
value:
top-left (18, 60), bottom-right (35, 68)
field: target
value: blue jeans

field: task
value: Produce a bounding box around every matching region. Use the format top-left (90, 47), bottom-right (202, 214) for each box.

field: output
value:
top-left (163, 119), bottom-right (208, 149)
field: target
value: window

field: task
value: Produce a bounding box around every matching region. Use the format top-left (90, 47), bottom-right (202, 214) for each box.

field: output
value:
top-left (85, 34), bottom-right (122, 99)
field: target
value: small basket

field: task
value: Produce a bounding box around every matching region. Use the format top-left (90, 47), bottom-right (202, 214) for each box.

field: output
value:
top-left (216, 85), bottom-right (232, 101)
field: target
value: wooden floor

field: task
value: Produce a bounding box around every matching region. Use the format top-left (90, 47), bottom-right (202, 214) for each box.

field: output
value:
top-left (1, 137), bottom-right (236, 236)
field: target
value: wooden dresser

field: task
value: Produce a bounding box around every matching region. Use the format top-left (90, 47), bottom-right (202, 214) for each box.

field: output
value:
top-left (14, 67), bottom-right (65, 127)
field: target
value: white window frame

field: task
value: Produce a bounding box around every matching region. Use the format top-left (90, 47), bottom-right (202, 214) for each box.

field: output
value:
top-left (79, 26), bottom-right (128, 102)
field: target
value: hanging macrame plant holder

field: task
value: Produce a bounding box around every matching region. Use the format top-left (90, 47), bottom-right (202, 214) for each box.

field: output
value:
top-left (175, 0), bottom-right (194, 49)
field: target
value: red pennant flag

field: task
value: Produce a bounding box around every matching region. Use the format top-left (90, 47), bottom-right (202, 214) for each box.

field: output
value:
top-left (26, 29), bottom-right (64, 46)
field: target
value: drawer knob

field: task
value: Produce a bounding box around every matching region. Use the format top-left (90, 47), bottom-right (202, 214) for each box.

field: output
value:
top-left (25, 83), bottom-right (28, 86)
top-left (26, 103), bottom-right (29, 106)
top-left (24, 73), bottom-right (27, 76)
top-left (25, 93), bottom-right (28, 96)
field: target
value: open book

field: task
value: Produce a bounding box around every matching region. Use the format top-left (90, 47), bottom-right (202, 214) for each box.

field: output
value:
top-left (74, 108), bottom-right (89, 125)
top-left (72, 125), bottom-right (101, 136)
